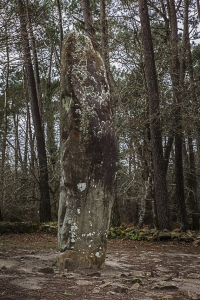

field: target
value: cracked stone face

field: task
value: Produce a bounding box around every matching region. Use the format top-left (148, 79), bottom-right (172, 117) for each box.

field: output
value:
top-left (58, 31), bottom-right (117, 270)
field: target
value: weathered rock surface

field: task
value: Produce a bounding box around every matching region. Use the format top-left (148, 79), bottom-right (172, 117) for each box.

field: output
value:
top-left (58, 31), bottom-right (117, 270)
top-left (152, 280), bottom-right (179, 290)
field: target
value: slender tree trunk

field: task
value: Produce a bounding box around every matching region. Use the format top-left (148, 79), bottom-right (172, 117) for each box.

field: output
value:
top-left (18, 0), bottom-right (51, 222)
top-left (0, 25), bottom-right (9, 221)
top-left (186, 4), bottom-right (200, 222)
top-left (182, 7), bottom-right (197, 229)
top-left (163, 136), bottom-right (174, 175)
top-left (26, 96), bottom-right (38, 204)
top-left (56, 0), bottom-right (63, 56)
top-left (188, 136), bottom-right (199, 229)
top-left (138, 0), bottom-right (171, 230)
top-left (23, 105), bottom-right (29, 177)
top-left (45, 28), bottom-right (61, 68)
top-left (196, 0), bottom-right (200, 19)
top-left (0, 89), bottom-right (8, 221)
top-left (167, 0), bottom-right (188, 230)
top-left (25, 0), bottom-right (44, 125)
top-left (23, 78), bottom-right (36, 171)
top-left (136, 120), bottom-right (155, 228)
top-left (100, 0), bottom-right (108, 66)
top-left (44, 51), bottom-right (58, 206)
top-left (80, 0), bottom-right (98, 50)
top-left (44, 49), bottom-right (57, 168)
top-left (99, 0), bottom-right (115, 90)
top-left (14, 113), bottom-right (19, 183)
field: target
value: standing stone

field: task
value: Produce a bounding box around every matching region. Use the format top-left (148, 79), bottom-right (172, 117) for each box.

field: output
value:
top-left (58, 31), bottom-right (117, 270)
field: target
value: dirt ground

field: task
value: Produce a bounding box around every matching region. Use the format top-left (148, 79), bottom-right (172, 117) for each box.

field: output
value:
top-left (0, 233), bottom-right (200, 300)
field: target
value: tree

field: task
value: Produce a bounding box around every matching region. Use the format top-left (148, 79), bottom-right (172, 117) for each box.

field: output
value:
top-left (80, 0), bottom-right (98, 50)
top-left (167, 0), bottom-right (188, 230)
top-left (18, 0), bottom-right (51, 222)
top-left (184, 0), bottom-right (200, 230)
top-left (138, 0), bottom-right (171, 230)
top-left (0, 19), bottom-right (10, 221)
top-left (1, 0), bottom-right (199, 229)
top-left (100, 0), bottom-right (115, 90)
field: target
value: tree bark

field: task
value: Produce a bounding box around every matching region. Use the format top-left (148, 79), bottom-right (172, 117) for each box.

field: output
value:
top-left (18, 0), bottom-right (51, 222)
top-left (187, 136), bottom-right (199, 229)
top-left (163, 136), bottom-right (174, 175)
top-left (0, 84), bottom-right (8, 222)
top-left (80, 0), bottom-right (98, 51)
top-left (185, 1), bottom-right (200, 228)
top-left (0, 24), bottom-right (9, 221)
top-left (196, 0), bottom-right (200, 19)
top-left (58, 32), bottom-right (117, 270)
top-left (23, 80), bottom-right (36, 172)
top-left (138, 0), bottom-right (171, 230)
top-left (56, 0), bottom-right (63, 56)
top-left (25, 0), bottom-right (44, 125)
top-left (167, 0), bottom-right (188, 230)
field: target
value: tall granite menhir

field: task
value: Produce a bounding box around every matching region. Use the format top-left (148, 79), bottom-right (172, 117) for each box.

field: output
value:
top-left (58, 31), bottom-right (117, 270)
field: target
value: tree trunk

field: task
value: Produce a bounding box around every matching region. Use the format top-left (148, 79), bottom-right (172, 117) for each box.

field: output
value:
top-left (167, 0), bottom-right (188, 230)
top-left (56, 0), bottom-right (63, 56)
top-left (58, 32), bottom-right (117, 270)
top-left (185, 3), bottom-right (200, 226)
top-left (80, 0), bottom-right (98, 51)
top-left (25, 0), bottom-right (44, 125)
top-left (24, 82), bottom-right (36, 172)
top-left (187, 136), bottom-right (199, 229)
top-left (196, 0), bottom-right (200, 19)
top-left (18, 0), bottom-right (51, 222)
top-left (99, 0), bottom-right (115, 91)
top-left (0, 25), bottom-right (9, 221)
top-left (13, 113), bottom-right (19, 183)
top-left (100, 0), bottom-right (108, 68)
top-left (23, 90), bottom-right (29, 177)
top-left (163, 136), bottom-right (174, 175)
top-left (138, 0), bottom-right (171, 230)
top-left (0, 88), bottom-right (8, 221)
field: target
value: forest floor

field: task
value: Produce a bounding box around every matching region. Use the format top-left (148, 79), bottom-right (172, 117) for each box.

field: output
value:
top-left (0, 232), bottom-right (200, 300)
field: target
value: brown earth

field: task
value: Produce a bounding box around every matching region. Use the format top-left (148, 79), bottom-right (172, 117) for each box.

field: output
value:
top-left (0, 232), bottom-right (200, 300)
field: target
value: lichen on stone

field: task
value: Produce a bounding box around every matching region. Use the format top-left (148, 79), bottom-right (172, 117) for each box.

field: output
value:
top-left (58, 30), bottom-right (117, 270)
top-left (77, 182), bottom-right (86, 192)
